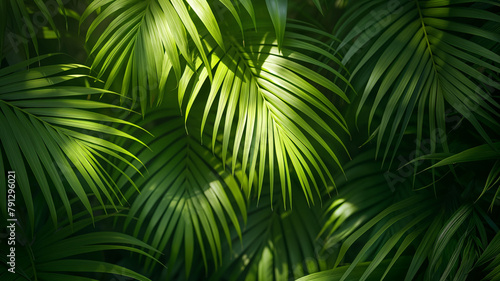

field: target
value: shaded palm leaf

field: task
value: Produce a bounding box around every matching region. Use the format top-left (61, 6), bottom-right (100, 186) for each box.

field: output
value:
top-left (207, 187), bottom-right (328, 281)
top-left (180, 23), bottom-right (351, 207)
top-left (319, 151), bottom-right (399, 249)
top-left (265, 0), bottom-right (288, 50)
top-left (0, 55), bottom-right (145, 230)
top-left (114, 107), bottom-right (247, 277)
top-left (1, 0), bottom-right (66, 59)
top-left (0, 206), bottom-right (158, 281)
top-left (332, 184), bottom-right (494, 281)
top-left (337, 0), bottom-right (500, 164)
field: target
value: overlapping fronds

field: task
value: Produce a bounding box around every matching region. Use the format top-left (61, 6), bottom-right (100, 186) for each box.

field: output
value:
top-left (477, 231), bottom-right (500, 281)
top-left (319, 151), bottom-right (397, 248)
top-left (331, 183), bottom-right (495, 281)
top-left (208, 187), bottom-right (327, 281)
top-left (0, 55), bottom-right (144, 229)
top-left (296, 258), bottom-right (411, 281)
top-left (179, 24), bottom-right (351, 207)
top-left (114, 108), bottom-right (247, 277)
top-left (337, 0), bottom-right (500, 163)
top-left (81, 0), bottom-right (249, 114)
top-left (1, 1), bottom-right (499, 281)
top-left (412, 141), bottom-right (500, 209)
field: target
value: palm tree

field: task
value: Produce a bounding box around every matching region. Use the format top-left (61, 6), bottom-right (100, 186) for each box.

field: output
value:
top-left (1, 0), bottom-right (499, 280)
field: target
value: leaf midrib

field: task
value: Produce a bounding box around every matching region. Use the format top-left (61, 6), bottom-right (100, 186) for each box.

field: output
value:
top-left (415, 0), bottom-right (439, 78)
top-left (0, 98), bottom-right (85, 143)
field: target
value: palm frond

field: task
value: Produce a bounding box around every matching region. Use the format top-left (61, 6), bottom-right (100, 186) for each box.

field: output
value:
top-left (81, 0), bottom-right (251, 114)
top-left (265, 0), bottom-right (327, 49)
top-left (0, 207), bottom-right (158, 281)
top-left (113, 107), bottom-right (247, 277)
top-left (180, 23), bottom-right (351, 207)
top-left (415, 142), bottom-right (500, 166)
top-left (0, 55), bottom-right (144, 230)
top-left (338, 0), bottom-right (500, 164)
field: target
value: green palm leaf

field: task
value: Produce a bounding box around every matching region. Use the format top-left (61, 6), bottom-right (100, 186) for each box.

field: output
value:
top-left (0, 55), bottom-right (145, 230)
top-left (266, 0), bottom-right (288, 50)
top-left (264, 0), bottom-right (326, 49)
top-left (338, 0), bottom-right (500, 164)
top-left (180, 23), bottom-right (351, 207)
top-left (113, 107), bottom-right (247, 277)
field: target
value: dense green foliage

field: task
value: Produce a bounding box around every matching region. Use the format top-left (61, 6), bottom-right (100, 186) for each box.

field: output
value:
top-left (1, 0), bottom-right (499, 280)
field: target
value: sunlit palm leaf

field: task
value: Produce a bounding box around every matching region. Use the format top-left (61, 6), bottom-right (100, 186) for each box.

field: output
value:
top-left (0, 207), bottom-right (158, 281)
top-left (337, 0), bottom-right (500, 164)
top-left (266, 0), bottom-right (287, 50)
top-left (180, 23), bottom-right (351, 207)
top-left (114, 107), bottom-right (247, 277)
top-left (0, 55), bottom-right (144, 230)
top-left (81, 0), bottom-right (249, 114)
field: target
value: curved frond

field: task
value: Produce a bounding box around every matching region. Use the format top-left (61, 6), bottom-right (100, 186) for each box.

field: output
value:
top-left (415, 141), bottom-right (500, 166)
top-left (338, 0), bottom-right (500, 163)
top-left (0, 56), bottom-right (144, 229)
top-left (180, 23), bottom-right (351, 207)
top-left (114, 108), bottom-right (247, 277)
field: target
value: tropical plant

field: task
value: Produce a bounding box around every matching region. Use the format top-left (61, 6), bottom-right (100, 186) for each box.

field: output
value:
top-left (0, 0), bottom-right (499, 280)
